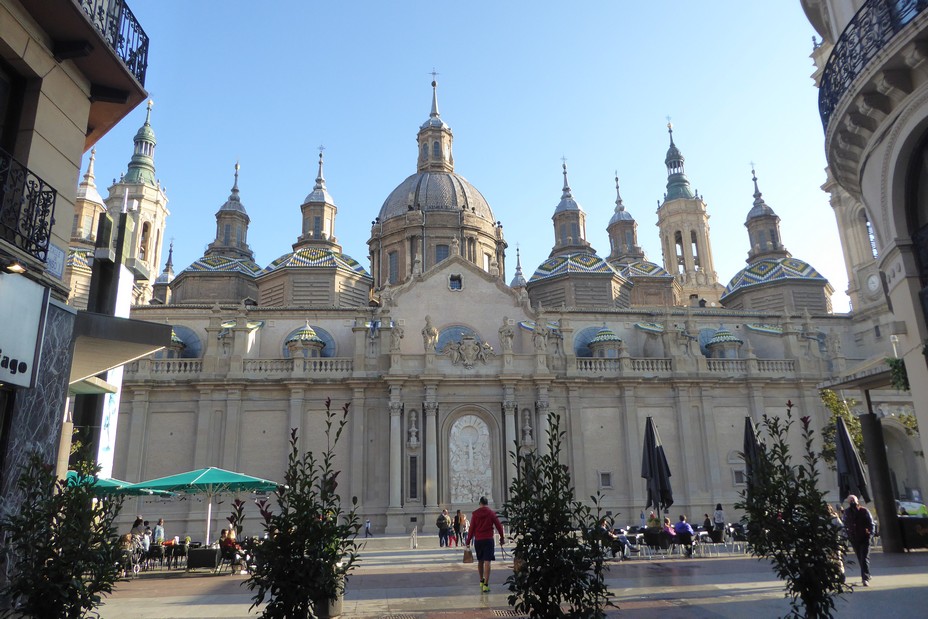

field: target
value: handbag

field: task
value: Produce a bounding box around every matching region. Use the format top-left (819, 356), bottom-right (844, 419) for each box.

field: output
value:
top-left (462, 548), bottom-right (474, 564)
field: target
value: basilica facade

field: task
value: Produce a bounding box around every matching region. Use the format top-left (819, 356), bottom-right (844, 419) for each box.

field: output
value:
top-left (66, 81), bottom-right (926, 538)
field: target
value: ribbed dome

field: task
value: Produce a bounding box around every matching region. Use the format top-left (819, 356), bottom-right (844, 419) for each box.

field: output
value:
top-left (590, 326), bottom-right (621, 344)
top-left (378, 171), bottom-right (494, 223)
top-left (722, 257), bottom-right (827, 299)
top-left (287, 322), bottom-right (324, 345)
top-left (708, 326), bottom-right (742, 345)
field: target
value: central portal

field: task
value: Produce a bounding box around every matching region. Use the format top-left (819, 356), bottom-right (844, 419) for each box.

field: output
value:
top-left (449, 414), bottom-right (492, 503)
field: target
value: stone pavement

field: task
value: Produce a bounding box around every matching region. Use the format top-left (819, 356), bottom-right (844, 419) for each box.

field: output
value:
top-left (98, 543), bottom-right (928, 618)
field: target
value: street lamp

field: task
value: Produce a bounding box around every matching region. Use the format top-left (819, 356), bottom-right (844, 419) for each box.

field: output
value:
top-left (891, 334), bottom-right (899, 357)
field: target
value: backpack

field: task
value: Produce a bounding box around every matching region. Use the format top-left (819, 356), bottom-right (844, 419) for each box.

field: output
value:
top-left (436, 515), bottom-right (448, 530)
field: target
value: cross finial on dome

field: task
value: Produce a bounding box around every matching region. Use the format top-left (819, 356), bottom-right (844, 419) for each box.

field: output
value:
top-left (145, 99), bottom-right (153, 124)
top-left (751, 164), bottom-right (761, 199)
top-left (233, 160), bottom-right (240, 191)
top-left (429, 70), bottom-right (440, 118)
top-left (614, 172), bottom-right (625, 210)
top-left (561, 159), bottom-right (572, 198)
top-left (314, 147), bottom-right (327, 190)
top-left (666, 116), bottom-right (675, 144)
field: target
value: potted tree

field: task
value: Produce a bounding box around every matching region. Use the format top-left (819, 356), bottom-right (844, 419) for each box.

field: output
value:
top-left (247, 399), bottom-right (361, 619)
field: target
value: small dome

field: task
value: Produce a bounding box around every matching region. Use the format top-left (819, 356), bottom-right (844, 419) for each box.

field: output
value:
top-left (287, 322), bottom-right (325, 345)
top-left (261, 247), bottom-right (370, 278)
top-left (170, 329), bottom-right (187, 347)
top-left (66, 248), bottom-right (93, 274)
top-left (707, 326), bottom-right (742, 346)
top-left (722, 257), bottom-right (827, 299)
top-left (554, 162), bottom-right (583, 214)
top-left (590, 326), bottom-right (621, 344)
top-left (378, 171), bottom-right (494, 223)
top-left (184, 255), bottom-right (262, 275)
top-left (529, 253), bottom-right (615, 282)
top-left (609, 208), bottom-right (634, 224)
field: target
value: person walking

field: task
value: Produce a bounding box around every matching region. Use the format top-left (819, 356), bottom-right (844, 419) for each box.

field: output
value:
top-left (465, 496), bottom-right (505, 593)
top-left (453, 509), bottom-right (464, 546)
top-left (712, 503), bottom-right (726, 543)
top-left (843, 495), bottom-right (874, 586)
top-left (364, 519), bottom-right (373, 538)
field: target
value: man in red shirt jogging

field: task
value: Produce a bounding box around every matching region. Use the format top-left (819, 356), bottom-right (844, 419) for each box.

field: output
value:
top-left (465, 496), bottom-right (505, 593)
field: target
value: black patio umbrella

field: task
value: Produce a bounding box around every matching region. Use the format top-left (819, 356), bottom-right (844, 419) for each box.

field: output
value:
top-left (835, 416), bottom-right (871, 503)
top-left (741, 416), bottom-right (766, 491)
top-left (641, 417), bottom-right (673, 518)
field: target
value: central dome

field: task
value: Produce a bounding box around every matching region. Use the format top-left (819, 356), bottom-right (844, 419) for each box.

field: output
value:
top-left (378, 171), bottom-right (495, 223)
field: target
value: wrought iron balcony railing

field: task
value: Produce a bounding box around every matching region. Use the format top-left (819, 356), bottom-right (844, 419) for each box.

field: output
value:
top-left (78, 0), bottom-right (149, 85)
top-left (819, 0), bottom-right (928, 131)
top-left (0, 147), bottom-right (57, 263)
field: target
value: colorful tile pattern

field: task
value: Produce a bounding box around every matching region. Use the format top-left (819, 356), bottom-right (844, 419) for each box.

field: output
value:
top-left (261, 247), bottom-right (370, 277)
top-left (722, 257), bottom-right (826, 297)
top-left (185, 255), bottom-right (262, 275)
top-left (529, 253), bottom-right (615, 282)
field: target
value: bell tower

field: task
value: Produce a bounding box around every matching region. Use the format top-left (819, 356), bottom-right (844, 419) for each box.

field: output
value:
top-left (656, 123), bottom-right (723, 306)
top-left (104, 100), bottom-right (170, 305)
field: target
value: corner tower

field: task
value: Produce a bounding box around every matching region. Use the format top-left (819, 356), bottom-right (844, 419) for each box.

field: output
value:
top-left (655, 123), bottom-right (722, 306)
top-left (103, 101), bottom-right (170, 305)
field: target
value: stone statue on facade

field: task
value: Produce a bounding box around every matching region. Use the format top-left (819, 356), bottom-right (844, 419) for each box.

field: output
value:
top-left (522, 409), bottom-right (534, 444)
top-left (408, 410), bottom-right (419, 446)
top-left (422, 315), bottom-right (438, 352)
top-left (826, 331), bottom-right (842, 358)
top-left (533, 313), bottom-right (549, 353)
top-left (390, 325), bottom-right (404, 352)
top-left (498, 317), bottom-right (514, 353)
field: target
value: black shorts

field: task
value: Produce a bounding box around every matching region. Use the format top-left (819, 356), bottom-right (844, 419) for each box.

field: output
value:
top-left (474, 538), bottom-right (495, 562)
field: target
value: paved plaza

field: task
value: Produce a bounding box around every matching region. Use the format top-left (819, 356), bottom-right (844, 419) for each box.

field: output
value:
top-left (97, 540), bottom-right (928, 618)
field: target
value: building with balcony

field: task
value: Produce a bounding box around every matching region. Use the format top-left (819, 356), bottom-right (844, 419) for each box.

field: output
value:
top-left (77, 77), bottom-right (928, 539)
top-left (803, 1), bottom-right (928, 512)
top-left (0, 0), bottom-right (168, 525)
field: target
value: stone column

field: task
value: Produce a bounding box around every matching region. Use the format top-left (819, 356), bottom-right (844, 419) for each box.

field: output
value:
top-left (124, 388), bottom-right (150, 481)
top-left (350, 387), bottom-right (366, 507)
top-left (503, 397), bottom-right (517, 495)
top-left (221, 388), bottom-right (242, 470)
top-left (388, 399), bottom-right (402, 509)
top-left (193, 388), bottom-right (213, 469)
top-left (288, 387), bottom-right (303, 449)
top-left (536, 398), bottom-right (550, 457)
top-left (424, 399), bottom-right (438, 507)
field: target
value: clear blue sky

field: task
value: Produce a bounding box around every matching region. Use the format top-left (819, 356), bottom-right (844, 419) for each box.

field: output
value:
top-left (88, 1), bottom-right (849, 311)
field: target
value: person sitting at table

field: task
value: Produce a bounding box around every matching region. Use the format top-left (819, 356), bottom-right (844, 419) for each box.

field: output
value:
top-left (673, 515), bottom-right (695, 557)
top-left (221, 529), bottom-right (248, 573)
top-left (662, 517), bottom-right (676, 538)
top-left (647, 511), bottom-right (661, 529)
top-left (129, 517), bottom-right (145, 537)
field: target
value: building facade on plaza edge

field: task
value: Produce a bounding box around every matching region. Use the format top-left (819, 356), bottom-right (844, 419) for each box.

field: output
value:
top-left (0, 0), bottom-right (168, 540)
top-left (66, 78), bottom-right (927, 539)
top-left (802, 0), bottom-right (928, 501)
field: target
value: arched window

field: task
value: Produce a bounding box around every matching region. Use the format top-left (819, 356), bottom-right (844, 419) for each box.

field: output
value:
top-left (139, 222), bottom-right (150, 261)
top-left (432, 141), bottom-right (440, 158)
top-left (674, 230), bottom-right (685, 274)
top-left (691, 230), bottom-right (701, 269)
top-left (421, 144), bottom-right (428, 160)
top-left (388, 251), bottom-right (398, 284)
top-left (625, 230), bottom-right (634, 251)
top-left (223, 223), bottom-right (231, 245)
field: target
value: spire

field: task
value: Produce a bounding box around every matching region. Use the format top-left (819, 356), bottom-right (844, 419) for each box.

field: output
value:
top-left (663, 122), bottom-right (695, 201)
top-left (509, 246), bottom-right (528, 288)
top-left (303, 148), bottom-right (334, 205)
top-left (554, 159), bottom-right (582, 213)
top-left (155, 239), bottom-right (175, 285)
top-left (219, 161), bottom-right (247, 213)
top-left (77, 148), bottom-right (104, 204)
top-left (608, 172), bottom-right (634, 225)
top-left (122, 99), bottom-right (157, 185)
top-left (745, 166), bottom-right (778, 221)
top-left (430, 74), bottom-right (440, 120)
top-left (561, 162), bottom-right (572, 199)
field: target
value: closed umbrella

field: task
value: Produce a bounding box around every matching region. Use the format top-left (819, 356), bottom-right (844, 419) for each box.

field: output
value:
top-left (836, 417), bottom-right (871, 503)
top-left (641, 416), bottom-right (673, 520)
top-left (126, 467), bottom-right (280, 544)
top-left (741, 417), bottom-right (766, 491)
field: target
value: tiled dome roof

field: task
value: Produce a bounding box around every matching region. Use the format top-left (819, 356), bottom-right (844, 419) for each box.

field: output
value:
top-left (184, 255), bottom-right (262, 275)
top-left (722, 257), bottom-right (827, 299)
top-left (261, 247), bottom-right (370, 277)
top-left (529, 253), bottom-right (615, 282)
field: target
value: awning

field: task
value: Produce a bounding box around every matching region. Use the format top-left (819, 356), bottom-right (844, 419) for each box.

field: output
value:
top-left (69, 311), bottom-right (171, 385)
top-left (818, 356), bottom-right (892, 391)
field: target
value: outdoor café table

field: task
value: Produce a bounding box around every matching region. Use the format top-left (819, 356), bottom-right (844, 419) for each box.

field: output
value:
top-left (186, 547), bottom-right (221, 571)
top-left (164, 542), bottom-right (188, 569)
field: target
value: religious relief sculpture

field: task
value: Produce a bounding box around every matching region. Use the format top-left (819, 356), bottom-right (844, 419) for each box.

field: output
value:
top-left (449, 415), bottom-right (493, 503)
top-left (826, 331), bottom-right (842, 358)
top-left (422, 315), bottom-right (438, 352)
top-left (442, 335), bottom-right (495, 368)
top-left (498, 317), bottom-right (514, 353)
top-left (407, 410), bottom-right (419, 447)
top-left (450, 236), bottom-right (460, 256)
top-left (390, 325), bottom-right (404, 352)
